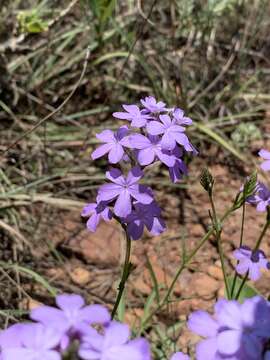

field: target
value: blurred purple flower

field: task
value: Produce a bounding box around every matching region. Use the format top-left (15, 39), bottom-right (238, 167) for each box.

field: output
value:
top-left (91, 126), bottom-right (130, 164)
top-left (233, 246), bottom-right (270, 281)
top-left (0, 324), bottom-right (27, 349)
top-left (30, 294), bottom-right (110, 335)
top-left (140, 96), bottom-right (167, 113)
top-left (147, 114), bottom-right (193, 151)
top-left (172, 108), bottom-right (192, 126)
top-left (170, 352), bottom-right (190, 360)
top-left (125, 202), bottom-right (166, 240)
top-left (98, 167), bottom-right (153, 217)
top-left (128, 134), bottom-right (175, 166)
top-left (259, 149), bottom-right (270, 172)
top-left (1, 323), bottom-right (62, 360)
top-left (246, 182), bottom-right (270, 212)
top-left (79, 321), bottom-right (151, 360)
top-left (81, 202), bottom-right (112, 232)
top-left (113, 105), bottom-right (151, 128)
top-left (188, 296), bottom-right (270, 360)
top-left (167, 146), bottom-right (188, 183)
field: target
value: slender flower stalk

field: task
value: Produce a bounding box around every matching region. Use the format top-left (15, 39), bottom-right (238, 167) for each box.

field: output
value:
top-left (111, 222), bottom-right (132, 319)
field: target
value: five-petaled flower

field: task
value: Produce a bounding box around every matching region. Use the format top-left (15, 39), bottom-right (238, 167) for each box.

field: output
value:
top-left (30, 294), bottom-right (110, 335)
top-left (128, 134), bottom-right (175, 166)
top-left (91, 126), bottom-right (130, 164)
top-left (140, 96), bottom-right (167, 113)
top-left (147, 114), bottom-right (193, 151)
top-left (233, 246), bottom-right (270, 281)
top-left (113, 105), bottom-right (151, 128)
top-left (79, 321), bottom-right (151, 360)
top-left (125, 202), bottom-right (166, 240)
top-left (98, 167), bottom-right (153, 217)
top-left (81, 202), bottom-right (112, 232)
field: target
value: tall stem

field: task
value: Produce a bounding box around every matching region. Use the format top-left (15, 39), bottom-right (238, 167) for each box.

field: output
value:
top-left (234, 210), bottom-right (270, 300)
top-left (209, 193), bottom-right (230, 298)
top-left (231, 201), bottom-right (246, 298)
top-left (111, 225), bottom-right (132, 319)
top-left (140, 207), bottom-right (233, 331)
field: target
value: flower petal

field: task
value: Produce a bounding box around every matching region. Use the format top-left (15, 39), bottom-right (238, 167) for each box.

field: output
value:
top-left (98, 184), bottom-right (122, 201)
top-left (137, 148), bottom-right (155, 165)
top-left (188, 310), bottom-right (218, 337)
top-left (91, 143), bottom-right (112, 160)
top-left (217, 330), bottom-right (241, 355)
top-left (147, 121), bottom-right (165, 135)
top-left (104, 322), bottom-right (130, 348)
top-left (114, 190), bottom-right (132, 217)
top-left (108, 144), bottom-right (124, 164)
top-left (96, 129), bottom-right (114, 142)
top-left (56, 294), bottom-right (84, 311)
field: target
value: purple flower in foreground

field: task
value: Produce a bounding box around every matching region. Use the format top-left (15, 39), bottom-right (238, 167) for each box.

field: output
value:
top-left (0, 324), bottom-right (27, 349)
top-left (98, 167), bottom-right (153, 217)
top-left (79, 321), bottom-right (151, 360)
top-left (140, 96), bottom-right (167, 113)
top-left (91, 126), bottom-right (129, 164)
top-left (259, 149), bottom-right (270, 172)
top-left (30, 294), bottom-right (110, 335)
top-left (1, 324), bottom-right (62, 360)
top-left (128, 134), bottom-right (175, 166)
top-left (233, 246), bottom-right (270, 281)
top-left (246, 182), bottom-right (270, 212)
top-left (113, 105), bottom-right (151, 128)
top-left (170, 352), bottom-right (190, 360)
top-left (188, 296), bottom-right (270, 360)
top-left (81, 202), bottom-right (112, 232)
top-left (172, 108), bottom-right (192, 126)
top-left (147, 114), bottom-right (193, 151)
top-left (125, 202), bottom-right (166, 240)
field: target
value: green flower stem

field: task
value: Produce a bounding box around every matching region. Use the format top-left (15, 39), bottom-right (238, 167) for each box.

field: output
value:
top-left (111, 222), bottom-right (132, 319)
top-left (235, 272), bottom-right (249, 300)
top-left (140, 207), bottom-right (234, 331)
top-left (234, 209), bottom-right (270, 300)
top-left (254, 209), bottom-right (270, 251)
top-left (209, 194), bottom-right (230, 299)
top-left (231, 200), bottom-right (246, 298)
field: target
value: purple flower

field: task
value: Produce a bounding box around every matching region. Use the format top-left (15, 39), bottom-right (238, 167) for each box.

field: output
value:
top-left (140, 96), bottom-right (167, 113)
top-left (128, 134), bottom-right (175, 166)
top-left (259, 149), bottom-right (270, 172)
top-left (147, 114), bottom-right (193, 151)
top-left (79, 321), bottom-right (151, 360)
top-left (188, 296), bottom-right (270, 360)
top-left (167, 146), bottom-right (188, 183)
top-left (1, 323), bottom-right (62, 360)
top-left (247, 182), bottom-right (270, 212)
top-left (30, 294), bottom-right (110, 335)
top-left (172, 108), bottom-right (192, 126)
top-left (233, 246), bottom-right (270, 281)
top-left (170, 352), bottom-right (190, 360)
top-left (81, 202), bottom-right (112, 232)
top-left (98, 167), bottom-right (153, 217)
top-left (91, 127), bottom-right (130, 164)
top-left (113, 105), bottom-right (151, 128)
top-left (125, 202), bottom-right (166, 240)
top-left (0, 324), bottom-right (27, 349)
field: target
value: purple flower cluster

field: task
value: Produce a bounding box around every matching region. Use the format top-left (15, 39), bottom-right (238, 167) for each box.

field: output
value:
top-left (0, 294), bottom-right (151, 360)
top-left (233, 246), bottom-right (270, 281)
top-left (188, 296), bottom-right (270, 359)
top-left (83, 96), bottom-right (196, 240)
